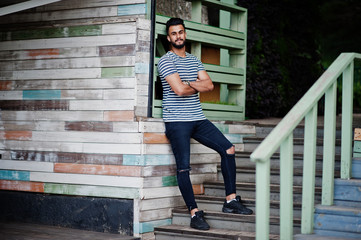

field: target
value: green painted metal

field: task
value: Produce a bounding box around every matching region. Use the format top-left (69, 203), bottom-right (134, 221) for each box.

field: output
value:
top-left (301, 105), bottom-right (318, 234)
top-left (280, 134), bottom-right (293, 239)
top-left (250, 52), bottom-right (361, 240)
top-left (321, 81), bottom-right (337, 205)
top-left (341, 61), bottom-right (354, 179)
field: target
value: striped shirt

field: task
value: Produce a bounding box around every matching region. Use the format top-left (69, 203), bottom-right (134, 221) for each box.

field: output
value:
top-left (157, 51), bottom-right (206, 122)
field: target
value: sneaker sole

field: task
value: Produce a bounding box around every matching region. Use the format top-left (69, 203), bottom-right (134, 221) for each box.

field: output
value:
top-left (222, 207), bottom-right (253, 215)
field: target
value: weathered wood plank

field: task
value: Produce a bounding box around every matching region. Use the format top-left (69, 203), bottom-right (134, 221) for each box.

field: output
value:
top-left (82, 143), bottom-right (142, 154)
top-left (2, 121), bottom-right (65, 131)
top-left (143, 132), bottom-right (169, 144)
top-left (102, 22), bottom-right (136, 34)
top-left (0, 80), bottom-right (13, 90)
top-left (3, 140), bottom-right (83, 153)
top-left (65, 121), bottom-right (113, 132)
top-left (10, 150), bottom-right (123, 165)
top-left (112, 122), bottom-right (139, 132)
top-left (1, 131), bottom-right (32, 140)
top-left (0, 91), bottom-right (18, 102)
top-left (0, 56), bottom-right (135, 71)
top-left (44, 183), bottom-right (140, 199)
top-left (54, 163), bottom-right (143, 176)
top-left (32, 131), bottom-right (141, 144)
top-left (122, 154), bottom-right (174, 166)
top-left (69, 100), bottom-right (134, 111)
top-left (139, 121), bottom-right (165, 133)
top-left (103, 111), bottom-right (135, 121)
top-left (143, 165), bottom-right (176, 177)
top-left (0, 170), bottom-right (30, 181)
top-left (30, 172), bottom-right (143, 188)
top-left (99, 44), bottom-right (135, 57)
top-left (117, 4), bottom-right (147, 16)
top-left (0, 160), bottom-right (53, 172)
top-left (141, 186), bottom-right (181, 199)
top-left (354, 128), bottom-right (361, 141)
top-left (1, 111), bottom-right (103, 121)
top-left (0, 180), bottom-right (44, 192)
top-left (136, 219), bottom-right (172, 235)
top-left (139, 196), bottom-right (184, 211)
top-left (139, 208), bottom-right (172, 222)
top-left (0, 47), bottom-right (98, 61)
top-left (103, 89), bottom-right (135, 100)
top-left (8, 78), bottom-right (135, 90)
top-left (0, 100), bottom-right (69, 111)
top-left (101, 67), bottom-right (135, 78)
top-left (0, 34), bottom-right (136, 51)
top-left (1, 25), bottom-right (102, 41)
top-left (0, 7), bottom-right (119, 24)
top-left (36, 0), bottom-right (146, 11)
top-left (1, 68), bottom-right (102, 80)
top-left (23, 90), bottom-right (61, 99)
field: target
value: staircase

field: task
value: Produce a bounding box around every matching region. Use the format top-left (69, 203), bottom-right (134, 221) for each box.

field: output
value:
top-left (153, 121), bottom-right (349, 240)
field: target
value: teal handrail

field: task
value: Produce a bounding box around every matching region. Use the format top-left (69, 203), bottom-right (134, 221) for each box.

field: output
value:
top-left (250, 52), bottom-right (361, 239)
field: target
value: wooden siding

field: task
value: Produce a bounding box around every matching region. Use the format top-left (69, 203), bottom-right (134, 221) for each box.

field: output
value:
top-left (0, 0), bottom-right (255, 237)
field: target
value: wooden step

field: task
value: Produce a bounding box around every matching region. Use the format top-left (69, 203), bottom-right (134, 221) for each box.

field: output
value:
top-left (223, 165), bottom-right (340, 187)
top-left (195, 195), bottom-right (302, 218)
top-left (243, 137), bottom-right (341, 155)
top-left (154, 224), bottom-right (279, 240)
top-left (170, 208), bottom-right (301, 235)
top-left (294, 234), bottom-right (356, 240)
top-left (313, 205), bottom-right (361, 239)
top-left (203, 181), bottom-right (322, 202)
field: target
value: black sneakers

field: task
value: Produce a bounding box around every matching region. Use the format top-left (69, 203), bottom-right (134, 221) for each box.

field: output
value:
top-left (222, 195), bottom-right (253, 215)
top-left (190, 210), bottom-right (210, 230)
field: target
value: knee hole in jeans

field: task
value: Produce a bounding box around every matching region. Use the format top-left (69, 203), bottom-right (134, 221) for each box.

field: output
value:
top-left (226, 145), bottom-right (235, 155)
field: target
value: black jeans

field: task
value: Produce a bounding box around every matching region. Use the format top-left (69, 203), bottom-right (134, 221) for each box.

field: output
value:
top-left (165, 119), bottom-right (236, 211)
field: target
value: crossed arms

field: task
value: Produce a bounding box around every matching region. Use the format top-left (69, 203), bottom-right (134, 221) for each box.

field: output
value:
top-left (165, 70), bottom-right (214, 96)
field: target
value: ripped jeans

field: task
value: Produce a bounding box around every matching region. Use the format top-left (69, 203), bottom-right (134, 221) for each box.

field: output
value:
top-left (165, 119), bottom-right (236, 211)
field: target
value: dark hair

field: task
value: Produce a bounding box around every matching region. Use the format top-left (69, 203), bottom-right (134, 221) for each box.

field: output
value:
top-left (166, 18), bottom-right (185, 35)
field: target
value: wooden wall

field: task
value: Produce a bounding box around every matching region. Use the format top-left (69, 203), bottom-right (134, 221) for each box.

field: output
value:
top-left (0, 0), bottom-right (256, 239)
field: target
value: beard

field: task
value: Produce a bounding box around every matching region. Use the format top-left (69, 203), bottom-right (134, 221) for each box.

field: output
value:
top-left (171, 39), bottom-right (186, 49)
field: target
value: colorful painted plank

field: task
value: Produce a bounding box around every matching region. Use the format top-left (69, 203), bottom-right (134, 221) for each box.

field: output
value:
top-left (65, 121), bottom-right (113, 132)
top-left (83, 143), bottom-right (142, 154)
top-left (0, 35), bottom-right (136, 51)
top-left (54, 163), bottom-right (143, 177)
top-left (0, 100), bottom-right (69, 111)
top-left (103, 111), bottom-right (135, 121)
top-left (0, 170), bottom-right (30, 181)
top-left (10, 150), bottom-right (123, 165)
top-left (1, 111), bottom-right (103, 121)
top-left (10, 78), bottom-right (135, 90)
top-left (0, 180), bottom-right (44, 192)
top-left (30, 172), bottom-right (143, 188)
top-left (1, 131), bottom-right (32, 140)
top-left (23, 90), bottom-right (61, 99)
top-left (117, 4), bottom-right (147, 16)
top-left (134, 218), bottom-right (172, 234)
top-left (44, 183), bottom-right (140, 199)
top-left (69, 100), bottom-right (134, 111)
top-left (32, 131), bottom-right (141, 143)
top-left (99, 44), bottom-right (136, 57)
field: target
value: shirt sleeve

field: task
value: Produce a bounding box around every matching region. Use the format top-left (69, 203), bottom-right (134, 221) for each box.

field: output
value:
top-left (197, 57), bottom-right (205, 72)
top-left (157, 55), bottom-right (177, 79)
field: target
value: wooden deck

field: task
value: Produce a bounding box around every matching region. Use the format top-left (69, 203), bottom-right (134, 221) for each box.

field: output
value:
top-left (0, 221), bottom-right (140, 240)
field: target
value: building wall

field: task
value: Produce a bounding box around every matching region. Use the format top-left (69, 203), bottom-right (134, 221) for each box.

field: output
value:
top-left (0, 0), bottom-right (255, 239)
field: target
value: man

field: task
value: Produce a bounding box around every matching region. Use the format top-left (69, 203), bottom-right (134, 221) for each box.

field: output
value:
top-left (157, 17), bottom-right (253, 231)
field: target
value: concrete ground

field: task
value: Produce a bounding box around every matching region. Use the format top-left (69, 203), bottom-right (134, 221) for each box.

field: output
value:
top-left (0, 221), bottom-right (140, 240)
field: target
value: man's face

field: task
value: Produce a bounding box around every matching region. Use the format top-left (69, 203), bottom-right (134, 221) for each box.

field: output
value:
top-left (167, 24), bottom-right (186, 49)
